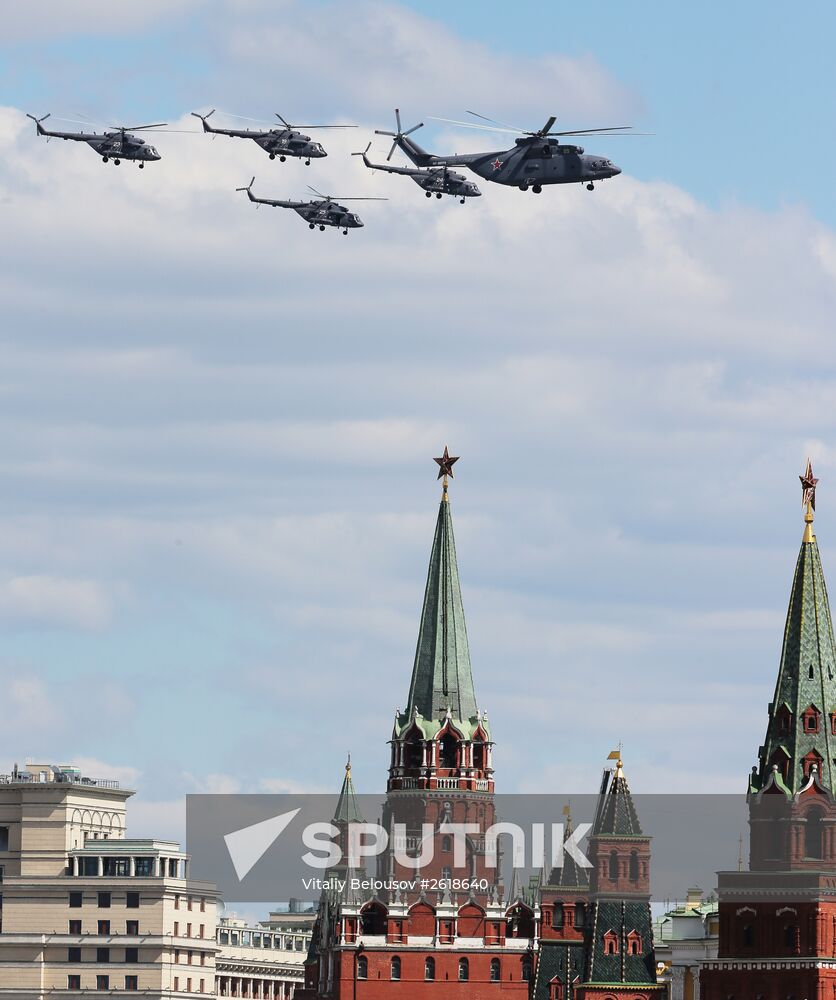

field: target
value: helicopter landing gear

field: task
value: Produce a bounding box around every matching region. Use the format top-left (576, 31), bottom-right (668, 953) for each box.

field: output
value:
top-left (319, 224), bottom-right (325, 231)
top-left (102, 156), bottom-right (109, 163)
top-left (305, 159), bottom-right (311, 166)
top-left (138, 162), bottom-right (144, 169)
top-left (532, 184), bottom-right (542, 194)
top-left (586, 182), bottom-right (594, 191)
top-left (309, 223), bottom-right (315, 229)
top-left (269, 153), bottom-right (275, 160)
top-left (425, 191), bottom-right (432, 198)
top-left (343, 229), bottom-right (348, 235)
top-left (436, 192), bottom-right (443, 199)
top-left (460, 198), bottom-right (466, 204)
top-left (280, 155), bottom-right (286, 162)
top-left (114, 159), bottom-right (121, 165)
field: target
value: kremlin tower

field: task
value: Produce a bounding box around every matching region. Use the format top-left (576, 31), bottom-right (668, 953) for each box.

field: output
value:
top-left (702, 461), bottom-right (836, 1000)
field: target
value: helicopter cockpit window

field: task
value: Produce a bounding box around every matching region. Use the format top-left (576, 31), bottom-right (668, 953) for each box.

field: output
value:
top-left (542, 145), bottom-right (552, 157)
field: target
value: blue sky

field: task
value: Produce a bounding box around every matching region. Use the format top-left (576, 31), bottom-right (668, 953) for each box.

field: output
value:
top-left (2, 1), bottom-right (836, 849)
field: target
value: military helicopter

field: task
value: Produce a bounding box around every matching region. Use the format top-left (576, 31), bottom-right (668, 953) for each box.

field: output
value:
top-left (378, 108), bottom-right (634, 193)
top-left (353, 129), bottom-right (480, 204)
top-left (236, 177), bottom-right (386, 234)
top-left (191, 110), bottom-right (356, 165)
top-left (26, 113), bottom-right (165, 166)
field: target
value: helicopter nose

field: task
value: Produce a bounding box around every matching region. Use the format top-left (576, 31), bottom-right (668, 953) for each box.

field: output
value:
top-left (610, 164), bottom-right (621, 176)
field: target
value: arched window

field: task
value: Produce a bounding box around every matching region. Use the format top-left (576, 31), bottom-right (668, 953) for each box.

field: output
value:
top-left (441, 835), bottom-right (452, 852)
top-left (459, 958), bottom-right (469, 981)
top-left (490, 958), bottom-right (501, 982)
top-left (439, 733), bottom-right (459, 768)
top-left (742, 924), bottom-right (754, 948)
top-left (390, 956), bottom-right (401, 981)
top-left (522, 956), bottom-right (533, 982)
top-left (554, 903), bottom-right (564, 928)
top-left (575, 902), bottom-right (586, 928)
top-left (806, 807), bottom-right (825, 859)
top-left (442, 866), bottom-right (453, 881)
top-left (356, 955), bottom-right (368, 980)
top-left (604, 930), bottom-right (619, 955)
top-left (609, 850), bottom-right (619, 881)
top-left (425, 957), bottom-right (435, 981)
top-left (360, 902), bottom-right (387, 936)
top-left (473, 741), bottom-right (485, 770)
top-left (629, 851), bottom-right (639, 881)
top-left (404, 737), bottom-right (423, 769)
top-left (784, 924), bottom-right (799, 953)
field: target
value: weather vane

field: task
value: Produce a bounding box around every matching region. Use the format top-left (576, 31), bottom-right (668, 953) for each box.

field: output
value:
top-left (433, 446), bottom-right (459, 500)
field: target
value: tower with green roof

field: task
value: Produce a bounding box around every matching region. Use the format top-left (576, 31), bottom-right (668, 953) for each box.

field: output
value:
top-left (702, 462), bottom-right (836, 1000)
top-left (381, 448), bottom-right (498, 898)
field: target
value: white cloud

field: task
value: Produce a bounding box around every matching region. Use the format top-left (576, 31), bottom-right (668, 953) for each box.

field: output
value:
top-left (0, 575), bottom-right (113, 630)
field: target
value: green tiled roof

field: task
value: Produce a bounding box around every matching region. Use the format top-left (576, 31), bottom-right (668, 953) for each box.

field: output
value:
top-left (587, 899), bottom-right (657, 986)
top-left (402, 495), bottom-right (483, 733)
top-left (592, 768), bottom-right (643, 838)
top-left (333, 760), bottom-right (364, 824)
top-left (753, 531), bottom-right (836, 796)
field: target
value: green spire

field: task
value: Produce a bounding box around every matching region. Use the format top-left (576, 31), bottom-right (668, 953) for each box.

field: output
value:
top-left (405, 489), bottom-right (479, 725)
top-left (333, 755), bottom-right (364, 824)
top-left (592, 755), bottom-right (643, 837)
top-left (754, 503), bottom-right (836, 795)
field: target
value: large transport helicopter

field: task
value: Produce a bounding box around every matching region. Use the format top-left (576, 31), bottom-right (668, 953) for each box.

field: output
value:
top-left (377, 109), bottom-right (633, 193)
top-left (353, 125), bottom-right (480, 204)
top-left (235, 177), bottom-right (386, 234)
top-left (26, 114), bottom-right (165, 166)
top-left (191, 110), bottom-right (355, 165)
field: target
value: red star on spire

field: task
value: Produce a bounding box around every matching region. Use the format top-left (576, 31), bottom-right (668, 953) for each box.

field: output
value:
top-left (433, 446), bottom-right (459, 480)
top-left (800, 458), bottom-right (819, 510)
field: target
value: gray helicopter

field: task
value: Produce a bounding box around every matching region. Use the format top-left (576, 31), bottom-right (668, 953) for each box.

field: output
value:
top-left (26, 114), bottom-right (164, 166)
top-left (192, 110), bottom-right (355, 165)
top-left (236, 177), bottom-right (385, 234)
top-left (354, 117), bottom-right (480, 204)
top-left (378, 109), bottom-right (631, 193)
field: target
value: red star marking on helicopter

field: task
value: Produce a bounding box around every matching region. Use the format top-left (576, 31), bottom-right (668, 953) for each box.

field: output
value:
top-left (491, 158), bottom-right (503, 171)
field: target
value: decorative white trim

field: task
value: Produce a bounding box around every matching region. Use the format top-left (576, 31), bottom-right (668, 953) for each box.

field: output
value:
top-left (735, 906), bottom-right (756, 916)
top-left (775, 906), bottom-right (797, 916)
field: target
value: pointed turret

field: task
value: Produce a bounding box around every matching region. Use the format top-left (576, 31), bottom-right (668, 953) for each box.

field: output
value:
top-left (405, 458), bottom-right (479, 725)
top-left (752, 459), bottom-right (836, 796)
top-left (546, 806), bottom-right (590, 889)
top-left (333, 754), bottom-right (364, 825)
top-left (593, 754), bottom-right (644, 837)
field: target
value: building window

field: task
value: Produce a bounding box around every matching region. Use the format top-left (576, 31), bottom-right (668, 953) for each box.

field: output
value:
top-left (442, 866), bottom-right (453, 881)
top-left (188, 949), bottom-right (193, 965)
top-left (68, 975), bottom-right (81, 990)
top-left (742, 924), bottom-right (754, 948)
top-left (126, 891), bottom-right (139, 908)
top-left (125, 947), bottom-right (138, 963)
top-left (0, 827), bottom-right (8, 851)
top-left (575, 903), bottom-right (586, 928)
top-left (126, 920), bottom-right (139, 936)
top-left (357, 955), bottom-right (368, 980)
top-left (490, 958), bottom-right (501, 981)
top-left (174, 978), bottom-right (179, 992)
top-left (807, 807), bottom-right (825, 858)
top-left (425, 957), bottom-right (436, 981)
top-left (96, 976), bottom-right (109, 991)
top-left (188, 896), bottom-right (193, 911)
top-left (442, 835), bottom-right (452, 852)
top-left (187, 923), bottom-right (192, 937)
top-left (125, 976), bottom-right (138, 991)
top-left (459, 958), bottom-right (469, 981)
top-left (200, 897), bottom-right (206, 912)
top-left (803, 707), bottom-right (820, 734)
top-left (604, 931), bottom-right (619, 955)
top-left (608, 850), bottom-right (619, 881)
top-left (98, 920), bottom-right (110, 935)
top-left (522, 957), bottom-right (533, 982)
top-left (391, 956), bottom-right (401, 980)
top-left (439, 732), bottom-right (459, 768)
top-left (98, 892), bottom-right (111, 908)
top-left (627, 931), bottom-right (643, 955)
top-left (629, 851), bottom-right (640, 881)
top-left (68, 947), bottom-right (81, 963)
top-left (174, 922), bottom-right (179, 937)
top-left (96, 947), bottom-right (110, 963)
top-left (69, 920), bottom-right (82, 935)
top-left (69, 891), bottom-right (83, 908)
top-left (784, 924), bottom-right (800, 953)
top-left (175, 894), bottom-right (180, 909)
top-left (554, 903), bottom-right (564, 928)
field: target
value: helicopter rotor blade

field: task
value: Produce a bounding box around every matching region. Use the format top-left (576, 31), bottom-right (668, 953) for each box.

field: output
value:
top-left (111, 123), bottom-right (168, 132)
top-left (537, 116), bottom-right (557, 136)
top-left (548, 125), bottom-right (634, 136)
top-left (276, 114), bottom-right (293, 130)
top-left (465, 109), bottom-right (527, 132)
top-left (235, 176), bottom-right (256, 192)
top-left (387, 139), bottom-right (397, 161)
top-left (428, 116), bottom-right (520, 135)
top-left (402, 122), bottom-right (423, 137)
top-left (395, 108), bottom-right (402, 133)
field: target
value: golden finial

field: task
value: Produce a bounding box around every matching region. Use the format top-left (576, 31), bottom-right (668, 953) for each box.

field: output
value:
top-left (345, 752), bottom-right (351, 776)
top-left (607, 743), bottom-right (624, 774)
top-left (433, 446), bottom-right (459, 502)
top-left (800, 458), bottom-right (818, 544)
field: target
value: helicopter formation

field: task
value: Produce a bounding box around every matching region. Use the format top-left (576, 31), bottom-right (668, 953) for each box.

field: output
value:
top-left (26, 106), bottom-right (638, 233)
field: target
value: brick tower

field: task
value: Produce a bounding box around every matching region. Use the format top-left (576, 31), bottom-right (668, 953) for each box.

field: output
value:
top-left (702, 461), bottom-right (836, 1000)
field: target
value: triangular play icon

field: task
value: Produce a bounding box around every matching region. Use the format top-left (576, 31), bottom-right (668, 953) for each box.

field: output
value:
top-left (223, 808), bottom-right (301, 882)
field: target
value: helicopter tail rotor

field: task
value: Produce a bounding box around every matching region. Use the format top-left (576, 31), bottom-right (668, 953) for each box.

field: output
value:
top-left (26, 113), bottom-right (51, 135)
top-left (190, 110), bottom-right (216, 131)
top-left (374, 108), bottom-right (424, 161)
top-left (236, 176), bottom-right (256, 199)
